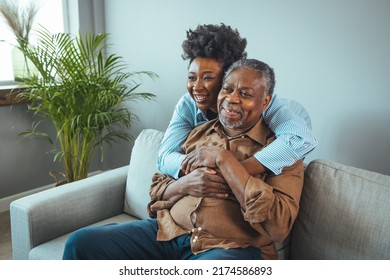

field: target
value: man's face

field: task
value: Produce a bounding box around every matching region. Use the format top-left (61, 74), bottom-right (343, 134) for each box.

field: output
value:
top-left (187, 57), bottom-right (224, 113)
top-left (218, 67), bottom-right (271, 136)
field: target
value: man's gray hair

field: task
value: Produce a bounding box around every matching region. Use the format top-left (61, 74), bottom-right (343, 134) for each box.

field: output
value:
top-left (224, 59), bottom-right (275, 95)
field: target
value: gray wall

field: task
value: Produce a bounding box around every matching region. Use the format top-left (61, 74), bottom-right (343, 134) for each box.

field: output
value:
top-left (0, 103), bottom-right (102, 198)
top-left (1, 0), bottom-right (389, 200)
top-left (103, 0), bottom-right (390, 175)
top-left (0, 104), bottom-right (59, 197)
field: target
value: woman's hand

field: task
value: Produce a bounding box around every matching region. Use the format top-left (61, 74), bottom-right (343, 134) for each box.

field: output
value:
top-left (181, 146), bottom-right (224, 175)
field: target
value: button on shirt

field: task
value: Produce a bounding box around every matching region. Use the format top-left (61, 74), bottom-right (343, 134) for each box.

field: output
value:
top-left (149, 118), bottom-right (304, 260)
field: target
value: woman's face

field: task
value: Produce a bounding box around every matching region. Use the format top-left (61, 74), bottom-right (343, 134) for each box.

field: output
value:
top-left (187, 57), bottom-right (224, 113)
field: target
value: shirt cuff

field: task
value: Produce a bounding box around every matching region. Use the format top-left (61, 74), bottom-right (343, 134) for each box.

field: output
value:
top-left (254, 138), bottom-right (300, 175)
top-left (157, 152), bottom-right (186, 179)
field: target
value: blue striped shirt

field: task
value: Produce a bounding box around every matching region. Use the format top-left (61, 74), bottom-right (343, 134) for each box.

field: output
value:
top-left (157, 93), bottom-right (317, 178)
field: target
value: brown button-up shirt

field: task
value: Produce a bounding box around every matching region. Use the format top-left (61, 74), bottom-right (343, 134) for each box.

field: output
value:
top-left (148, 118), bottom-right (304, 259)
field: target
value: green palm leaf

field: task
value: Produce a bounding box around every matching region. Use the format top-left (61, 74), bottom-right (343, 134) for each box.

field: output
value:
top-left (18, 28), bottom-right (158, 183)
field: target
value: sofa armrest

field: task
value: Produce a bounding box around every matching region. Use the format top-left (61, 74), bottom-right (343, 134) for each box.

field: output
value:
top-left (10, 165), bottom-right (128, 259)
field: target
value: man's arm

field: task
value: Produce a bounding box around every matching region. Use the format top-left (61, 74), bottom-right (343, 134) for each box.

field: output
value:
top-left (245, 161), bottom-right (304, 241)
top-left (148, 168), bottom-right (230, 217)
top-left (256, 94), bottom-right (317, 175)
top-left (196, 146), bottom-right (305, 241)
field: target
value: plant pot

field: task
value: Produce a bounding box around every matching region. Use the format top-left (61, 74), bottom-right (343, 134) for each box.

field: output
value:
top-left (12, 46), bottom-right (36, 82)
top-left (49, 170), bottom-right (68, 187)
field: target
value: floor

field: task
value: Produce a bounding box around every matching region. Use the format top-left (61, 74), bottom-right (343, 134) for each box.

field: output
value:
top-left (0, 211), bottom-right (12, 260)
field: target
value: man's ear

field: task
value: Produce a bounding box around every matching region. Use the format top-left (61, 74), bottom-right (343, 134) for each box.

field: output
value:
top-left (262, 94), bottom-right (272, 110)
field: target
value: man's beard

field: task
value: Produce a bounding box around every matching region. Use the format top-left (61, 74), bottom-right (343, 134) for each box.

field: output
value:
top-left (220, 116), bottom-right (243, 129)
top-left (219, 100), bottom-right (244, 129)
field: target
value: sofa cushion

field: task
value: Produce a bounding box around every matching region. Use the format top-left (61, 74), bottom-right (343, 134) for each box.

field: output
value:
top-left (124, 129), bottom-right (164, 219)
top-left (29, 214), bottom-right (136, 260)
top-left (291, 159), bottom-right (390, 259)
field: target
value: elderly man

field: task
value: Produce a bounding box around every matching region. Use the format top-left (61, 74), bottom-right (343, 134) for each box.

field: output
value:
top-left (63, 59), bottom-right (304, 260)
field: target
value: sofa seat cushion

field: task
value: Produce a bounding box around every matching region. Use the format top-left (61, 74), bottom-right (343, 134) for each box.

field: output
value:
top-left (291, 159), bottom-right (390, 259)
top-left (29, 214), bottom-right (138, 260)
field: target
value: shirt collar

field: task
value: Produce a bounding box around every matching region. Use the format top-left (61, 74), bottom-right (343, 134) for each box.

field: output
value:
top-left (196, 109), bottom-right (206, 122)
top-left (210, 117), bottom-right (270, 147)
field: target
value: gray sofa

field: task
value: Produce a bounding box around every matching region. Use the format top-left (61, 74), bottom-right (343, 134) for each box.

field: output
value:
top-left (10, 129), bottom-right (390, 260)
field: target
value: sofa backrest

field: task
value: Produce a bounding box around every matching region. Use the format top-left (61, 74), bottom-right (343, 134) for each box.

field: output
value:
top-left (291, 159), bottom-right (390, 259)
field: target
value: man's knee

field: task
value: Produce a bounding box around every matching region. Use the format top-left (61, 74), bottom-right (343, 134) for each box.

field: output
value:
top-left (63, 226), bottom-right (101, 259)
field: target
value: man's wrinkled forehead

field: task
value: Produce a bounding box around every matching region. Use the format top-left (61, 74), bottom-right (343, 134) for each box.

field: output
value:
top-left (223, 67), bottom-right (265, 87)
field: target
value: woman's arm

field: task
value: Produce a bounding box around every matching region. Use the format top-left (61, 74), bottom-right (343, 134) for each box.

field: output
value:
top-left (180, 95), bottom-right (317, 176)
top-left (161, 94), bottom-right (317, 177)
top-left (250, 94), bottom-right (318, 175)
top-left (157, 93), bottom-right (208, 179)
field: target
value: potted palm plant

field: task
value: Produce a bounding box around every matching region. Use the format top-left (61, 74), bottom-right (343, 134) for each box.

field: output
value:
top-left (18, 28), bottom-right (157, 184)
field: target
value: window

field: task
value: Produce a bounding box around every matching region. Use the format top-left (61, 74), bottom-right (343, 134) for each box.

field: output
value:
top-left (0, 0), bottom-right (66, 85)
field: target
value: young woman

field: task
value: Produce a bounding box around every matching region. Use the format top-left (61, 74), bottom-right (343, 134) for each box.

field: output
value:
top-left (157, 23), bottom-right (317, 178)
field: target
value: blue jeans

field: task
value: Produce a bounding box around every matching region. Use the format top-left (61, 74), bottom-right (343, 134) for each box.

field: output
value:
top-left (62, 219), bottom-right (261, 260)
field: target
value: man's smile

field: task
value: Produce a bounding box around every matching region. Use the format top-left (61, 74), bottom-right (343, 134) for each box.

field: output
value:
top-left (220, 101), bottom-right (243, 118)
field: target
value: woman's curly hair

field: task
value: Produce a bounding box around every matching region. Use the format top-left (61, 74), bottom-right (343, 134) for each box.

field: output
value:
top-left (182, 23), bottom-right (247, 71)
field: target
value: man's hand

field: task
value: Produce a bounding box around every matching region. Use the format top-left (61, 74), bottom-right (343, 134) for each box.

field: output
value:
top-left (181, 146), bottom-right (224, 175)
top-left (177, 167), bottom-right (232, 199)
top-left (180, 147), bottom-right (253, 207)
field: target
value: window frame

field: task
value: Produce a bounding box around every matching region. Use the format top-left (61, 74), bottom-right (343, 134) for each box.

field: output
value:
top-left (0, 0), bottom-right (70, 105)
